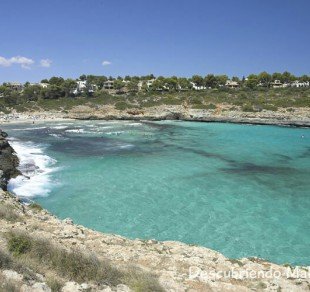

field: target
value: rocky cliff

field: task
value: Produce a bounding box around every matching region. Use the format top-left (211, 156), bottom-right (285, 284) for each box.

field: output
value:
top-left (0, 130), bottom-right (20, 190)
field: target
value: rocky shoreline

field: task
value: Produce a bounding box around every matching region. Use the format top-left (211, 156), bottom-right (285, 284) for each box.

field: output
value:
top-left (0, 130), bottom-right (20, 191)
top-left (1, 104), bottom-right (310, 127)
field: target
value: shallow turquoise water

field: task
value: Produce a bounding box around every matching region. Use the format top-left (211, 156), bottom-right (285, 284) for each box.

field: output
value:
top-left (3, 121), bottom-right (310, 265)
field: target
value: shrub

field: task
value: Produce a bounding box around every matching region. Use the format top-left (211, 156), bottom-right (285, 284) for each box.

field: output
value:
top-left (46, 278), bottom-right (63, 292)
top-left (29, 202), bottom-right (43, 212)
top-left (205, 103), bottom-right (216, 110)
top-left (189, 96), bottom-right (202, 105)
top-left (263, 104), bottom-right (278, 111)
top-left (8, 233), bottom-right (32, 256)
top-left (124, 267), bottom-right (165, 292)
top-left (6, 232), bottom-right (164, 291)
top-left (115, 101), bottom-right (134, 111)
top-left (161, 97), bottom-right (181, 105)
top-left (241, 104), bottom-right (255, 112)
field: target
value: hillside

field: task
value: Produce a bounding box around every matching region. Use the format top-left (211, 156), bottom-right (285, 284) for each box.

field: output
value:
top-left (1, 88), bottom-right (310, 127)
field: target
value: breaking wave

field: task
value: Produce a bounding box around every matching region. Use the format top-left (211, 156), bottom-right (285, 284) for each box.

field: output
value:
top-left (7, 140), bottom-right (58, 198)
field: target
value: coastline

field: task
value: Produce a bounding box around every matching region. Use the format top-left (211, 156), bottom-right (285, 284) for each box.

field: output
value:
top-left (1, 104), bottom-right (309, 127)
top-left (1, 116), bottom-right (310, 291)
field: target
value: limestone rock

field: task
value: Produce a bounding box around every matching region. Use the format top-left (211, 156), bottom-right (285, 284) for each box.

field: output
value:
top-left (63, 218), bottom-right (74, 225)
top-left (2, 269), bottom-right (23, 282)
top-left (99, 286), bottom-right (113, 292)
top-left (62, 281), bottom-right (83, 292)
top-left (21, 282), bottom-right (51, 292)
top-left (116, 284), bottom-right (131, 292)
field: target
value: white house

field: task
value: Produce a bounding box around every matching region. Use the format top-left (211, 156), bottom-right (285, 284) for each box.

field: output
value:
top-left (291, 80), bottom-right (309, 88)
top-left (225, 80), bottom-right (239, 88)
top-left (146, 79), bottom-right (156, 88)
top-left (190, 82), bottom-right (206, 90)
top-left (270, 80), bottom-right (283, 88)
top-left (77, 80), bottom-right (87, 91)
top-left (39, 83), bottom-right (49, 88)
top-left (6, 82), bottom-right (24, 91)
top-left (72, 80), bottom-right (87, 95)
top-left (103, 80), bottom-right (114, 90)
top-left (138, 81), bottom-right (144, 91)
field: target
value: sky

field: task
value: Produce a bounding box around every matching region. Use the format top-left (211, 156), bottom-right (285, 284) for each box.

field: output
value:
top-left (0, 0), bottom-right (309, 82)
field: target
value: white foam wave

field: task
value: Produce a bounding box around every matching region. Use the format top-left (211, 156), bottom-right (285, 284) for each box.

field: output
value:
top-left (51, 126), bottom-right (68, 130)
top-left (13, 126), bottom-right (47, 131)
top-left (65, 129), bottom-right (84, 133)
top-left (100, 126), bottom-right (113, 129)
top-left (118, 144), bottom-right (134, 149)
top-left (49, 133), bottom-right (63, 138)
top-left (105, 131), bottom-right (124, 135)
top-left (126, 123), bottom-right (142, 126)
top-left (8, 140), bottom-right (57, 198)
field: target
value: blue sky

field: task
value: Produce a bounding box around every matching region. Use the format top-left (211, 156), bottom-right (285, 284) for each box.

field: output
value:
top-left (0, 0), bottom-right (309, 82)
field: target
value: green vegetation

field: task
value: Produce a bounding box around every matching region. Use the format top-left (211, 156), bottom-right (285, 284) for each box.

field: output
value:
top-left (8, 233), bottom-right (32, 256)
top-left (46, 278), bottom-right (63, 292)
top-left (0, 72), bottom-right (309, 114)
top-left (6, 232), bottom-right (164, 291)
top-left (0, 248), bottom-right (38, 281)
top-left (115, 101), bottom-right (135, 111)
top-left (1, 87), bottom-right (308, 114)
top-left (28, 202), bottom-right (43, 212)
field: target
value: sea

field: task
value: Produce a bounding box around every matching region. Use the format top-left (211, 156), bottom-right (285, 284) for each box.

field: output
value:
top-left (2, 120), bottom-right (310, 266)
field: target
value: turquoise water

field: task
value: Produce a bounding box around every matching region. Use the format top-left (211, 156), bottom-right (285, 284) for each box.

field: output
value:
top-left (3, 120), bottom-right (310, 265)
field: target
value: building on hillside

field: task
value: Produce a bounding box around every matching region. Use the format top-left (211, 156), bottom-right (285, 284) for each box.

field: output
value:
top-left (270, 80), bottom-right (283, 88)
top-left (77, 80), bottom-right (87, 91)
top-left (257, 82), bottom-right (268, 87)
top-left (6, 82), bottom-right (24, 91)
top-left (73, 80), bottom-right (97, 95)
top-left (291, 80), bottom-right (310, 88)
top-left (146, 79), bottom-right (156, 88)
top-left (103, 80), bottom-right (114, 90)
top-left (138, 81), bottom-right (144, 91)
top-left (72, 80), bottom-right (87, 95)
top-left (190, 82), bottom-right (206, 90)
top-left (39, 83), bottom-right (49, 88)
top-left (225, 80), bottom-right (239, 88)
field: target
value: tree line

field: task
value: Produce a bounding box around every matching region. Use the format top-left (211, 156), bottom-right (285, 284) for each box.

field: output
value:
top-left (0, 71), bottom-right (309, 105)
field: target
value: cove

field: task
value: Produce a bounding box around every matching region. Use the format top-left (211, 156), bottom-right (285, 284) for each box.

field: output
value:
top-left (3, 120), bottom-right (310, 266)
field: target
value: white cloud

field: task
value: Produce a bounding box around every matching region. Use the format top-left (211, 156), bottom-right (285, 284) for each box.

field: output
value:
top-left (0, 57), bottom-right (11, 67)
top-left (0, 55), bottom-right (34, 69)
top-left (102, 60), bottom-right (112, 66)
top-left (40, 59), bottom-right (52, 68)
